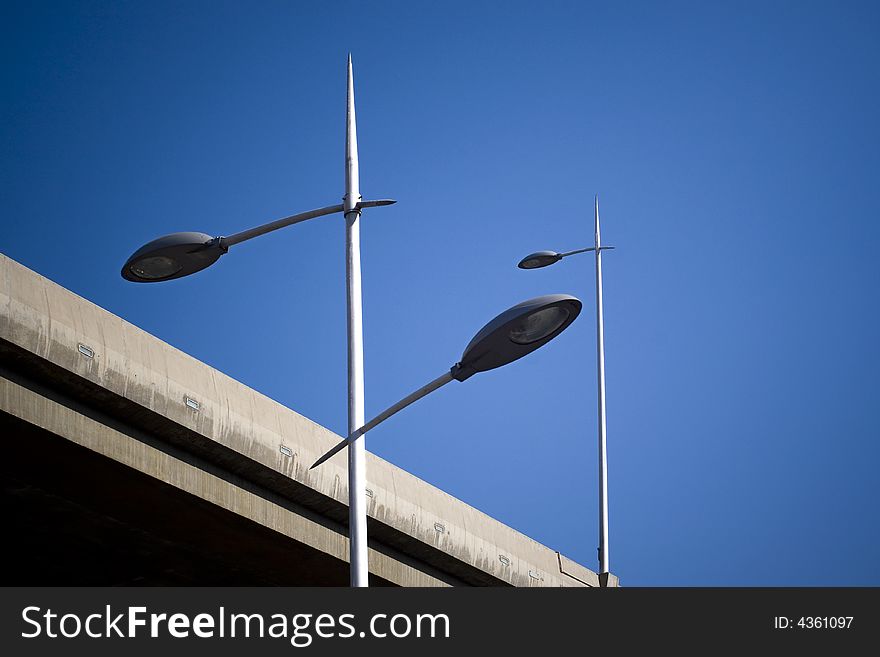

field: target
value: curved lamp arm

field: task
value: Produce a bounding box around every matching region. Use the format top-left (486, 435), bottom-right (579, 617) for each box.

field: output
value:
top-left (560, 246), bottom-right (615, 257)
top-left (310, 369), bottom-right (456, 470)
top-left (223, 199), bottom-right (396, 247)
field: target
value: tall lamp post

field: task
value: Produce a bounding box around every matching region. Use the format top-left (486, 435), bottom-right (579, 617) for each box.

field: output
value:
top-left (517, 196), bottom-right (615, 577)
top-left (343, 54), bottom-right (369, 589)
top-left (121, 57), bottom-right (585, 587)
top-left (122, 55), bottom-right (387, 587)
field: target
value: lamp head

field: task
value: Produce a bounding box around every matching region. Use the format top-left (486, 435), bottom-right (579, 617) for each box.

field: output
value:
top-left (122, 232), bottom-right (227, 282)
top-left (452, 294), bottom-right (582, 381)
top-left (517, 251), bottom-right (562, 269)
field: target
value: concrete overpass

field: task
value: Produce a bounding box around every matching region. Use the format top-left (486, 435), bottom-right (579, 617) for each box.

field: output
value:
top-left (0, 253), bottom-right (614, 587)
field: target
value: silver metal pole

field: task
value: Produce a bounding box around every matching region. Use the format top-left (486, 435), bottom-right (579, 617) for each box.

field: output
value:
top-left (344, 54), bottom-right (368, 588)
top-left (594, 195), bottom-right (610, 574)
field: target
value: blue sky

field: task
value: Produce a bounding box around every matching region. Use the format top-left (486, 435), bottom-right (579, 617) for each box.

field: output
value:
top-left (3, 0), bottom-right (879, 586)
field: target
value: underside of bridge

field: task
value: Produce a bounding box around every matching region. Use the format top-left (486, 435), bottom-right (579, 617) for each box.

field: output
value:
top-left (1, 412), bottom-right (389, 586)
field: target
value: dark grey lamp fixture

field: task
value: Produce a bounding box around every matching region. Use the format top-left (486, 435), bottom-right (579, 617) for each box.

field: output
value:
top-left (518, 246), bottom-right (614, 271)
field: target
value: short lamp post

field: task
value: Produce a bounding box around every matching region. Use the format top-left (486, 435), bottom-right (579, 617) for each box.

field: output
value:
top-left (518, 195), bottom-right (615, 578)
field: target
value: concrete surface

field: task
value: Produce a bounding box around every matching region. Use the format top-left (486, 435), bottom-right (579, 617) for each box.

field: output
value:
top-left (0, 252), bottom-right (612, 587)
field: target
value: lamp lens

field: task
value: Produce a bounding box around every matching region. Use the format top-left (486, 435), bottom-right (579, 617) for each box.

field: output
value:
top-left (508, 306), bottom-right (570, 345)
top-left (130, 256), bottom-right (183, 280)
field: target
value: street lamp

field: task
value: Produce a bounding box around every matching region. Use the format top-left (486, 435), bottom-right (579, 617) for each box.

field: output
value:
top-left (120, 56), bottom-right (583, 589)
top-left (122, 56), bottom-right (393, 588)
top-left (517, 196), bottom-right (615, 578)
top-left (310, 294), bottom-right (583, 469)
